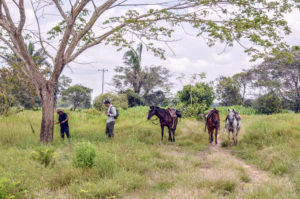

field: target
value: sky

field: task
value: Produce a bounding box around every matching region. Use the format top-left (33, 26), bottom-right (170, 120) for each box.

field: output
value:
top-left (3, 1), bottom-right (300, 99)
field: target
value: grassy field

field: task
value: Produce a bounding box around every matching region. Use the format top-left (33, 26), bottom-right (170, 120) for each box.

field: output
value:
top-left (0, 107), bottom-right (299, 198)
top-left (231, 113), bottom-right (300, 194)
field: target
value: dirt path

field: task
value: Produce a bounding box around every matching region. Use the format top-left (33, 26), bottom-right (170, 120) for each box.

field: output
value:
top-left (208, 136), bottom-right (269, 186)
top-left (123, 121), bottom-right (296, 199)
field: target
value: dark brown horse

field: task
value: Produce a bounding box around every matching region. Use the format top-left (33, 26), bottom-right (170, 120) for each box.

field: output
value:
top-left (147, 106), bottom-right (181, 142)
top-left (205, 108), bottom-right (220, 144)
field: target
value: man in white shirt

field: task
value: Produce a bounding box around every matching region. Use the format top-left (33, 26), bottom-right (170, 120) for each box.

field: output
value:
top-left (104, 100), bottom-right (117, 138)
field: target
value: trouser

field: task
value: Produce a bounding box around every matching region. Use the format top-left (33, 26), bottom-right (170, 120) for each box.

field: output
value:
top-left (105, 121), bottom-right (115, 138)
top-left (60, 126), bottom-right (70, 139)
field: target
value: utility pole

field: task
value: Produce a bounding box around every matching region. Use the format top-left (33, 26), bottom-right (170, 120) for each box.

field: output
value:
top-left (98, 69), bottom-right (108, 95)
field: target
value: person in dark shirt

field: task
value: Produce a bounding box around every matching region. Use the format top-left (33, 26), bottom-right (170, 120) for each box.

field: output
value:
top-left (55, 109), bottom-right (70, 139)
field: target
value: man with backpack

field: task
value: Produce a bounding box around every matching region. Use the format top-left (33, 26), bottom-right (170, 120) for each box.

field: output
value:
top-left (104, 100), bottom-right (118, 138)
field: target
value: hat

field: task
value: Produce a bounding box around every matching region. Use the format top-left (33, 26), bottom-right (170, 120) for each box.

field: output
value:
top-left (104, 100), bottom-right (110, 104)
top-left (56, 109), bottom-right (63, 113)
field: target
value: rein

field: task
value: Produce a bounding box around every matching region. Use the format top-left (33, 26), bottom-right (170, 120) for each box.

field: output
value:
top-left (149, 117), bottom-right (160, 125)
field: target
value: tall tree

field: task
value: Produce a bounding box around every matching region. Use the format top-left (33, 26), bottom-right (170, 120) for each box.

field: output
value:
top-left (216, 76), bottom-right (242, 106)
top-left (113, 43), bottom-right (171, 95)
top-left (62, 84), bottom-right (92, 111)
top-left (233, 71), bottom-right (253, 103)
top-left (251, 47), bottom-right (300, 112)
top-left (0, 0), bottom-right (296, 143)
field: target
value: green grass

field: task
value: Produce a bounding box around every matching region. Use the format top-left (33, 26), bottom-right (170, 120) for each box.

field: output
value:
top-left (0, 107), bottom-right (299, 198)
top-left (0, 107), bottom-right (209, 198)
top-left (232, 113), bottom-right (300, 194)
top-left (216, 105), bottom-right (257, 115)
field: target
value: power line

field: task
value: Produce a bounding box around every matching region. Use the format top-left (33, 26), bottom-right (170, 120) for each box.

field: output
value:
top-left (98, 68), bottom-right (108, 95)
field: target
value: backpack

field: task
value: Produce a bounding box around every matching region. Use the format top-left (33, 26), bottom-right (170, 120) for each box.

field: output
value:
top-left (110, 106), bottom-right (119, 119)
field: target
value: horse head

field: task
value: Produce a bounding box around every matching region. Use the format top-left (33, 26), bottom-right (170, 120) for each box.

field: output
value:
top-left (147, 106), bottom-right (159, 120)
top-left (211, 109), bottom-right (219, 127)
top-left (227, 109), bottom-right (236, 125)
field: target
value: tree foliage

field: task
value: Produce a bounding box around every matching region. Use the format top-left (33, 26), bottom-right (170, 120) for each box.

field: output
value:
top-left (251, 47), bottom-right (300, 112)
top-left (177, 82), bottom-right (215, 117)
top-left (216, 76), bottom-right (242, 106)
top-left (123, 89), bottom-right (145, 108)
top-left (113, 43), bottom-right (171, 96)
top-left (254, 92), bottom-right (282, 114)
top-left (93, 93), bottom-right (128, 112)
top-left (62, 85), bottom-right (92, 110)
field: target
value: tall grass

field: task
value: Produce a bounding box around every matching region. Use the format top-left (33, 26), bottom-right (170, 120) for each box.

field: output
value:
top-left (232, 113), bottom-right (300, 194)
top-left (0, 107), bottom-right (208, 198)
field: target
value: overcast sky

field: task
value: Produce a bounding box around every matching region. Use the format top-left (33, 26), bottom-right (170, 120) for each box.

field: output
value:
top-left (4, 1), bottom-right (300, 99)
top-left (60, 8), bottom-right (300, 99)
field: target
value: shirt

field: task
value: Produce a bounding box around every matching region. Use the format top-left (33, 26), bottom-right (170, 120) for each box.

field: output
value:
top-left (59, 112), bottom-right (69, 127)
top-left (107, 105), bottom-right (117, 123)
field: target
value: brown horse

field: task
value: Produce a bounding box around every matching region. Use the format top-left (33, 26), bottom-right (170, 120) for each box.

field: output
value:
top-left (205, 108), bottom-right (220, 144)
top-left (147, 106), bottom-right (181, 142)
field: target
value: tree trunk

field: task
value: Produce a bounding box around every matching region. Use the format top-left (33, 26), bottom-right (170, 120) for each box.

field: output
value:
top-left (39, 81), bottom-right (56, 143)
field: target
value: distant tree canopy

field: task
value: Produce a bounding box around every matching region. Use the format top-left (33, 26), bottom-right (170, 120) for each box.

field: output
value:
top-left (93, 93), bottom-right (128, 111)
top-left (113, 43), bottom-right (171, 102)
top-left (251, 47), bottom-right (300, 112)
top-left (216, 76), bottom-right (242, 106)
top-left (254, 92), bottom-right (282, 114)
top-left (233, 71), bottom-right (253, 103)
top-left (62, 85), bottom-right (92, 110)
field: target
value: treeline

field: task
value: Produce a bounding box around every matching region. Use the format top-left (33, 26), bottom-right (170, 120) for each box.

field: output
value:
top-left (1, 44), bottom-right (299, 116)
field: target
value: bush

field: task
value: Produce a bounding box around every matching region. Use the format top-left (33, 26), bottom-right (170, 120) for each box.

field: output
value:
top-left (93, 92), bottom-right (128, 111)
top-left (123, 89), bottom-right (145, 107)
top-left (31, 147), bottom-right (56, 168)
top-left (254, 92), bottom-right (282, 114)
top-left (176, 102), bottom-right (207, 119)
top-left (0, 93), bottom-right (9, 115)
top-left (73, 142), bottom-right (96, 168)
top-left (0, 177), bottom-right (27, 199)
top-left (177, 82), bottom-right (214, 118)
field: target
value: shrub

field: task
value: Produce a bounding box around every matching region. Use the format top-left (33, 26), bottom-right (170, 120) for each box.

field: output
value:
top-left (0, 93), bottom-right (9, 116)
top-left (176, 102), bottom-right (207, 119)
top-left (73, 142), bottom-right (96, 168)
top-left (254, 92), bottom-right (282, 114)
top-left (31, 147), bottom-right (56, 168)
top-left (0, 177), bottom-right (27, 199)
top-left (123, 89), bottom-right (145, 107)
top-left (93, 92), bottom-right (128, 111)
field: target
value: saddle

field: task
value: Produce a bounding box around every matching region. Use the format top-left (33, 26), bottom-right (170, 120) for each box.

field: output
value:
top-left (168, 108), bottom-right (177, 118)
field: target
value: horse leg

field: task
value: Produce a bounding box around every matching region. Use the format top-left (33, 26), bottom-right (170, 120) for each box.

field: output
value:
top-left (215, 128), bottom-right (218, 145)
top-left (168, 126), bottom-right (172, 142)
top-left (235, 128), bottom-right (239, 145)
top-left (161, 125), bottom-right (164, 141)
top-left (209, 131), bottom-right (213, 143)
top-left (232, 129), bottom-right (236, 145)
top-left (228, 130), bottom-right (231, 146)
top-left (172, 128), bottom-right (176, 142)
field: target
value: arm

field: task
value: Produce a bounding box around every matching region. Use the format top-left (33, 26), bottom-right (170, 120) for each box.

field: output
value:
top-left (109, 107), bottom-right (117, 117)
top-left (61, 117), bottom-right (69, 124)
